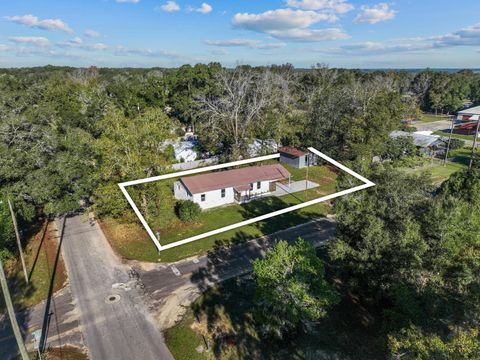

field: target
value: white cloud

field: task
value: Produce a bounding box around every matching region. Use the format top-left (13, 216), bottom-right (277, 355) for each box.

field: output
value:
top-left (113, 46), bottom-right (180, 59)
top-left (206, 38), bottom-right (286, 49)
top-left (196, 3), bottom-right (213, 14)
top-left (70, 37), bottom-right (83, 45)
top-left (9, 36), bottom-right (50, 47)
top-left (0, 44), bottom-right (9, 51)
top-left (269, 28), bottom-right (349, 41)
top-left (85, 29), bottom-right (101, 38)
top-left (57, 39), bottom-right (108, 51)
top-left (354, 3), bottom-right (396, 24)
top-left (321, 23), bottom-right (480, 56)
top-left (5, 14), bottom-right (73, 33)
top-left (116, 0), bottom-right (140, 3)
top-left (160, 1), bottom-right (181, 12)
top-left (286, 0), bottom-right (354, 13)
top-left (232, 8), bottom-right (348, 42)
top-left (233, 9), bottom-right (337, 32)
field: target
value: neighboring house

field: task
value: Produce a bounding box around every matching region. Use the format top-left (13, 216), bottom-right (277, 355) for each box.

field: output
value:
top-left (174, 164), bottom-right (291, 209)
top-left (389, 131), bottom-right (445, 157)
top-left (278, 146), bottom-right (314, 168)
top-left (456, 105), bottom-right (480, 122)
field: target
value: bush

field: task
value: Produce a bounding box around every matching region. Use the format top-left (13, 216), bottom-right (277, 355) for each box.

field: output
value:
top-left (176, 200), bottom-right (201, 221)
top-left (448, 138), bottom-right (465, 150)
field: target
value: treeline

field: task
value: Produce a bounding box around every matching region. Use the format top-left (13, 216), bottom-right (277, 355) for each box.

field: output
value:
top-left (0, 64), bottom-right (479, 254)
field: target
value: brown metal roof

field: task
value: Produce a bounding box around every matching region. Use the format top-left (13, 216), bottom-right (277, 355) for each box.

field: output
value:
top-left (180, 164), bottom-right (290, 194)
top-left (278, 146), bottom-right (307, 158)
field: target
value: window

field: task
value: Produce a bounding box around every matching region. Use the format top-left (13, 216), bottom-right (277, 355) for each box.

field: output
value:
top-left (221, 189), bottom-right (225, 198)
top-left (250, 183), bottom-right (254, 190)
top-left (201, 194), bottom-right (206, 202)
top-left (257, 181), bottom-right (261, 189)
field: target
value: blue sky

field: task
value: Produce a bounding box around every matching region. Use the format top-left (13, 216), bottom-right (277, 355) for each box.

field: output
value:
top-left (1, 0), bottom-right (479, 68)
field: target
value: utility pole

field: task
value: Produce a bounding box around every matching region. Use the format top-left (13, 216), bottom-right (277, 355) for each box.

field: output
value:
top-left (304, 154), bottom-right (309, 201)
top-left (0, 258), bottom-right (30, 360)
top-left (469, 120), bottom-right (480, 169)
top-left (8, 199), bottom-right (28, 284)
top-left (443, 115), bottom-right (456, 165)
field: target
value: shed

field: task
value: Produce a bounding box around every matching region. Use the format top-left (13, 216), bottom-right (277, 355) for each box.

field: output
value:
top-left (278, 146), bottom-right (312, 168)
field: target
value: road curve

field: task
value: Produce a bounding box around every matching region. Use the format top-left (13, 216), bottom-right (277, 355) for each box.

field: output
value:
top-left (59, 215), bottom-right (173, 360)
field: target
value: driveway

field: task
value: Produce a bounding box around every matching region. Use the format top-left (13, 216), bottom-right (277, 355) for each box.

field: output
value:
top-left (273, 180), bottom-right (319, 197)
top-left (59, 215), bottom-right (174, 360)
top-left (415, 119), bottom-right (452, 133)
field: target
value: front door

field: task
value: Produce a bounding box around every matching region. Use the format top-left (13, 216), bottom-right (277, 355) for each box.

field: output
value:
top-left (269, 182), bottom-right (276, 192)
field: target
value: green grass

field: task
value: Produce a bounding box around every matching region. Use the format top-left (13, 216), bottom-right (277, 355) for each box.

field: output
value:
top-left (1, 220), bottom-right (67, 313)
top-left (433, 131), bottom-right (474, 141)
top-left (101, 164), bottom-right (339, 263)
top-left (418, 113), bottom-right (452, 123)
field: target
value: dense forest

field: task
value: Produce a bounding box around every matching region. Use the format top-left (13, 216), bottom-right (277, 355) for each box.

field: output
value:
top-left (0, 65), bottom-right (479, 358)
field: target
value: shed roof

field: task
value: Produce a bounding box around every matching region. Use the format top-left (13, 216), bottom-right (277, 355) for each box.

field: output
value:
top-left (278, 146), bottom-right (307, 158)
top-left (180, 164), bottom-right (290, 194)
top-left (389, 131), bottom-right (442, 148)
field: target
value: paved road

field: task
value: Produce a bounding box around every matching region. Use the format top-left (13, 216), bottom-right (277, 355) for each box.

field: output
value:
top-left (59, 215), bottom-right (174, 360)
top-left (139, 218), bottom-right (336, 329)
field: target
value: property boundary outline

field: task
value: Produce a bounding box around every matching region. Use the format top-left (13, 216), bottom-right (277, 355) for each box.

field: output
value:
top-left (118, 147), bottom-right (375, 252)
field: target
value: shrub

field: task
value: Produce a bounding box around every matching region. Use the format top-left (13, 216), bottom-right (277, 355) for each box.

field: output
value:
top-left (448, 138), bottom-right (465, 150)
top-left (176, 200), bottom-right (201, 221)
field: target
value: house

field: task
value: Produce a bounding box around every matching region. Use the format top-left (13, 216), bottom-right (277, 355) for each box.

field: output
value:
top-left (389, 131), bottom-right (445, 157)
top-left (456, 105), bottom-right (480, 122)
top-left (278, 146), bottom-right (313, 168)
top-left (174, 164), bottom-right (291, 209)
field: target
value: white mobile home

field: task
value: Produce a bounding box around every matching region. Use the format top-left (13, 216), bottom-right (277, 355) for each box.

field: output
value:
top-left (174, 164), bottom-right (291, 210)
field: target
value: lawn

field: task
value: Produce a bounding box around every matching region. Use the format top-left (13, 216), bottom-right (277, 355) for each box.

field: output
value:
top-left (0, 220), bottom-right (67, 313)
top-left (418, 113), bottom-right (452, 123)
top-left (165, 274), bottom-right (387, 360)
top-left (433, 131), bottom-right (474, 141)
top-left (100, 164), bottom-right (339, 263)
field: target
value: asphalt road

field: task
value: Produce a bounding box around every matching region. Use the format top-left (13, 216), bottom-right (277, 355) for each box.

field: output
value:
top-left (59, 215), bottom-right (174, 360)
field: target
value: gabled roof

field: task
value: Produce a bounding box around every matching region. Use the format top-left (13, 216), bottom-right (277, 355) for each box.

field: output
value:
top-left (180, 164), bottom-right (290, 194)
top-left (278, 146), bottom-right (307, 158)
top-left (389, 131), bottom-right (443, 148)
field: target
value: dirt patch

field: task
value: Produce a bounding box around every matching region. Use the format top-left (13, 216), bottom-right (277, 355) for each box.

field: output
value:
top-left (155, 283), bottom-right (202, 330)
top-left (42, 345), bottom-right (89, 360)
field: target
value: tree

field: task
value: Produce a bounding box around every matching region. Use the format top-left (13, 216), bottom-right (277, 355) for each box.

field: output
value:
top-left (0, 200), bottom-right (15, 260)
top-left (329, 167), bottom-right (432, 297)
top-left (253, 239), bottom-right (338, 339)
top-left (93, 106), bottom-right (175, 218)
top-left (196, 67), bottom-right (276, 159)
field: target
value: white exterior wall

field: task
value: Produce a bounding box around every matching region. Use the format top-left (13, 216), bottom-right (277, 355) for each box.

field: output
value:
top-left (174, 181), bottom-right (192, 201)
top-left (248, 180), bottom-right (271, 196)
top-left (192, 187), bottom-right (235, 209)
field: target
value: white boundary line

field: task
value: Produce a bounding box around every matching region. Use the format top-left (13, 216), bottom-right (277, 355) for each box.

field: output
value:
top-left (118, 147), bottom-right (375, 253)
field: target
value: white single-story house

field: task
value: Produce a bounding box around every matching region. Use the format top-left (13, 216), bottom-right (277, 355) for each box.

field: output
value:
top-left (278, 146), bottom-right (314, 168)
top-left (457, 105), bottom-right (480, 122)
top-left (174, 164), bottom-right (291, 210)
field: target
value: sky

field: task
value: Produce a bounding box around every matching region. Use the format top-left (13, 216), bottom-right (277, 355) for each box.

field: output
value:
top-left (0, 0), bottom-right (480, 68)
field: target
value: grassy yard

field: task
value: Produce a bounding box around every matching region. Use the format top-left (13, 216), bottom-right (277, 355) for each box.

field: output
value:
top-left (165, 275), bottom-right (387, 360)
top-left (418, 113), bottom-right (452, 123)
top-left (1, 220), bottom-right (67, 313)
top-left (100, 164), bottom-right (339, 263)
top-left (433, 131), bottom-right (474, 141)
